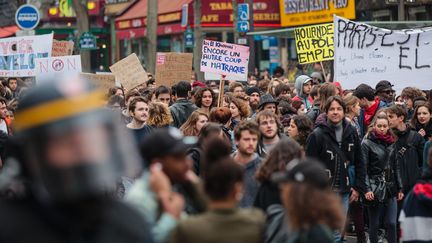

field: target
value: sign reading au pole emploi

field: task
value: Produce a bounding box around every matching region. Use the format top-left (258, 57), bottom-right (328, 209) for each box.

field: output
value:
top-left (200, 40), bottom-right (250, 80)
top-left (294, 23), bottom-right (334, 64)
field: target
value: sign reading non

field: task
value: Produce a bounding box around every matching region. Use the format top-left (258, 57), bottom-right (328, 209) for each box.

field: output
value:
top-left (109, 53), bottom-right (148, 90)
top-left (334, 16), bottom-right (432, 92)
top-left (0, 33), bottom-right (53, 77)
top-left (294, 23), bottom-right (334, 64)
top-left (15, 4), bottom-right (40, 30)
top-left (201, 40), bottom-right (250, 80)
top-left (79, 32), bottom-right (97, 50)
top-left (35, 55), bottom-right (82, 83)
top-left (155, 53), bottom-right (193, 87)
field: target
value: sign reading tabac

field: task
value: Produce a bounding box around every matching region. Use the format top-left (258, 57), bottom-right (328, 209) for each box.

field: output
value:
top-left (200, 40), bottom-right (250, 80)
top-left (294, 23), bottom-right (334, 64)
top-left (52, 40), bottom-right (74, 57)
top-left (109, 53), bottom-right (148, 90)
top-left (155, 53), bottom-right (193, 87)
top-left (279, 0), bottom-right (355, 27)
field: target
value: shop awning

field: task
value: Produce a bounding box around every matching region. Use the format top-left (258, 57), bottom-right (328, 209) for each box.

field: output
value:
top-left (116, 0), bottom-right (192, 22)
top-left (116, 22), bottom-right (184, 39)
top-left (0, 25), bottom-right (19, 38)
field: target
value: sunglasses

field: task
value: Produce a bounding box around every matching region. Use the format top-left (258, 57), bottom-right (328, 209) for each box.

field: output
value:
top-left (383, 90), bottom-right (395, 95)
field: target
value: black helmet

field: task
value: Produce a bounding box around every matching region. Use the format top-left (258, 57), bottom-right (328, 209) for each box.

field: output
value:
top-left (13, 77), bottom-right (141, 203)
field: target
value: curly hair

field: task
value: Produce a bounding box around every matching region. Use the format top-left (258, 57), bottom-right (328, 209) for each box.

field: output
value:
top-left (146, 102), bottom-right (172, 127)
top-left (401, 87), bottom-right (424, 101)
top-left (180, 110), bottom-right (209, 136)
top-left (292, 115), bottom-right (314, 147)
top-left (230, 97), bottom-right (251, 119)
top-left (194, 87), bottom-right (216, 108)
top-left (209, 107), bottom-right (232, 125)
top-left (255, 137), bottom-right (302, 182)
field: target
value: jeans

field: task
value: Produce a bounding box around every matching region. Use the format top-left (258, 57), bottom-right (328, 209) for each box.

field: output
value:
top-left (334, 192), bottom-right (350, 243)
top-left (349, 200), bottom-right (366, 241)
top-left (367, 197), bottom-right (398, 243)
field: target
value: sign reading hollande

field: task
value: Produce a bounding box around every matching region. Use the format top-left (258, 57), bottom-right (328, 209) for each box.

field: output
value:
top-left (15, 4), bottom-right (40, 30)
top-left (200, 40), bottom-right (250, 80)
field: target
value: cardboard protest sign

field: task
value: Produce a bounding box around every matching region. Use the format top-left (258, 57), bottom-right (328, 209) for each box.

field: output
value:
top-left (294, 23), bottom-right (334, 64)
top-left (0, 33), bottom-right (53, 77)
top-left (81, 73), bottom-right (116, 91)
top-left (109, 53), bottom-right (148, 90)
top-left (200, 40), bottom-right (250, 80)
top-left (334, 16), bottom-right (432, 92)
top-left (204, 72), bottom-right (247, 82)
top-left (155, 52), bottom-right (193, 87)
top-left (35, 55), bottom-right (82, 83)
top-left (52, 40), bottom-right (74, 57)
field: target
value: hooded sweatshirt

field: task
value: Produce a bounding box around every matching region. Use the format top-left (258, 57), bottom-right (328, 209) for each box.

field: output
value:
top-left (292, 75), bottom-right (313, 110)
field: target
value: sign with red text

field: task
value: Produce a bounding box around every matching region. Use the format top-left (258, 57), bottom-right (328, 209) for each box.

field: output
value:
top-left (0, 33), bottom-right (53, 77)
top-left (200, 40), bottom-right (250, 80)
top-left (52, 40), bottom-right (74, 57)
top-left (35, 55), bottom-right (82, 83)
top-left (155, 52), bottom-right (193, 87)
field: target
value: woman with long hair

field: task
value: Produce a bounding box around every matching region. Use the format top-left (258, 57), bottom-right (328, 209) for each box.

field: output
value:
top-left (409, 102), bottom-right (432, 141)
top-left (229, 97), bottom-right (251, 129)
top-left (287, 115), bottom-right (313, 148)
top-left (180, 110), bottom-right (209, 137)
top-left (146, 102), bottom-right (172, 129)
top-left (194, 87), bottom-right (216, 114)
top-left (344, 94), bottom-right (362, 137)
top-left (362, 113), bottom-right (404, 243)
top-left (306, 82), bottom-right (338, 123)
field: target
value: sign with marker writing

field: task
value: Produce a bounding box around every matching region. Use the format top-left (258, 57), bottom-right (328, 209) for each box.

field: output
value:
top-left (81, 73), bottom-right (116, 91)
top-left (334, 16), bottom-right (432, 92)
top-left (200, 40), bottom-right (250, 80)
top-left (35, 55), bottom-right (82, 83)
top-left (0, 33), bottom-right (53, 77)
top-left (155, 52), bottom-right (193, 87)
top-left (294, 23), bottom-right (334, 64)
top-left (52, 40), bottom-right (74, 57)
top-left (109, 53), bottom-right (149, 90)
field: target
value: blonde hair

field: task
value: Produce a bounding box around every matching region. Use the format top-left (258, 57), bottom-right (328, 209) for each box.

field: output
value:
top-left (180, 110), bottom-right (209, 136)
top-left (146, 102), bottom-right (172, 127)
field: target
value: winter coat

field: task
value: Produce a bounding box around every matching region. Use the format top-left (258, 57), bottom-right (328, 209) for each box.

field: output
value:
top-left (306, 104), bottom-right (320, 124)
top-left (232, 153), bottom-right (262, 208)
top-left (305, 115), bottom-right (366, 194)
top-left (169, 99), bottom-right (198, 128)
top-left (361, 134), bottom-right (403, 197)
top-left (358, 99), bottom-right (387, 138)
top-left (293, 76), bottom-right (313, 111)
top-left (410, 121), bottom-right (432, 141)
top-left (253, 180), bottom-right (281, 212)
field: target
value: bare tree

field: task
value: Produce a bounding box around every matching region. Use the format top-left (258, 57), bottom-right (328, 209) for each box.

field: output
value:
top-left (193, 0), bottom-right (204, 82)
top-left (71, 0), bottom-right (91, 72)
top-left (146, 0), bottom-right (157, 74)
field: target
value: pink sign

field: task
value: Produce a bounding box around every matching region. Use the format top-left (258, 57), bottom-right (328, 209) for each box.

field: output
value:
top-left (200, 40), bottom-right (250, 80)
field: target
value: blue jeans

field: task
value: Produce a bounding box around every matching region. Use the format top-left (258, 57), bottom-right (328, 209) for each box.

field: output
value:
top-left (334, 192), bottom-right (350, 243)
top-left (367, 197), bottom-right (398, 243)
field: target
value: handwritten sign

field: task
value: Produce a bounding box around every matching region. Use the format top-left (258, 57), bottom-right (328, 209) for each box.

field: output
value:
top-left (52, 40), bottom-right (74, 57)
top-left (109, 53), bottom-right (148, 90)
top-left (81, 73), bottom-right (116, 91)
top-left (334, 16), bottom-right (432, 92)
top-left (0, 33), bottom-right (53, 77)
top-left (155, 52), bottom-right (193, 87)
top-left (200, 40), bottom-right (250, 80)
top-left (204, 72), bottom-right (247, 82)
top-left (35, 55), bottom-right (82, 83)
top-left (294, 23), bottom-right (334, 64)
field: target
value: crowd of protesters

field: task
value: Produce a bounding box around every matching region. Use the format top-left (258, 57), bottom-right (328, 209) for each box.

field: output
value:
top-left (0, 64), bottom-right (431, 243)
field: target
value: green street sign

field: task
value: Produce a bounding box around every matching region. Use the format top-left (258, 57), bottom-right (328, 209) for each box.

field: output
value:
top-left (79, 32), bottom-right (97, 50)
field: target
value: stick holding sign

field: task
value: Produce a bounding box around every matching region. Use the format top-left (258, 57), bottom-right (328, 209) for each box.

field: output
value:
top-left (217, 76), bottom-right (226, 107)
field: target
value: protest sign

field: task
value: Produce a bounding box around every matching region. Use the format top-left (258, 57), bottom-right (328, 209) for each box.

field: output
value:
top-left (204, 72), bottom-right (247, 82)
top-left (200, 40), bottom-right (250, 80)
top-left (52, 40), bottom-right (74, 57)
top-left (155, 52), bottom-right (193, 87)
top-left (294, 23), bottom-right (334, 64)
top-left (109, 53), bottom-right (148, 90)
top-left (334, 16), bottom-right (432, 92)
top-left (81, 73), bottom-right (116, 91)
top-left (0, 33), bottom-right (53, 77)
top-left (35, 55), bottom-right (82, 82)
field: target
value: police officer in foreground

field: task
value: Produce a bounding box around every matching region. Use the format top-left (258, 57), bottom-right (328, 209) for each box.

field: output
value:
top-left (0, 77), bottom-right (153, 243)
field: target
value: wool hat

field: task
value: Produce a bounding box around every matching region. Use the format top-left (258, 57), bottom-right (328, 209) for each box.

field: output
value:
top-left (246, 86), bottom-right (261, 96)
top-left (258, 94), bottom-right (278, 110)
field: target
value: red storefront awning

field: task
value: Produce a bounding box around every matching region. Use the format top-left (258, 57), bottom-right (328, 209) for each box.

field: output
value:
top-left (116, 22), bottom-right (184, 40)
top-left (0, 25), bottom-right (20, 38)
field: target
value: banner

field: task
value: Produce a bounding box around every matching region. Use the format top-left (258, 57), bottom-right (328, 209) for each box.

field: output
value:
top-left (35, 55), bottom-right (82, 82)
top-left (279, 0), bottom-right (355, 27)
top-left (52, 40), bottom-right (74, 57)
top-left (0, 33), bottom-right (53, 77)
top-left (334, 16), bottom-right (432, 92)
top-left (155, 52), bottom-right (193, 87)
top-left (200, 40), bottom-right (250, 80)
top-left (109, 53), bottom-right (148, 90)
top-left (81, 73), bottom-right (116, 91)
top-left (294, 23), bottom-right (334, 64)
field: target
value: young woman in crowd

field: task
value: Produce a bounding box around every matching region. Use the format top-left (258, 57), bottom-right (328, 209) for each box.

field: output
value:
top-left (344, 94), bottom-right (362, 136)
top-left (107, 95), bottom-right (125, 111)
top-left (361, 113), bottom-right (404, 243)
top-left (145, 102), bottom-right (172, 129)
top-left (254, 137), bottom-right (303, 211)
top-left (287, 115), bottom-right (314, 148)
top-left (267, 79), bottom-right (281, 97)
top-left (209, 107), bottom-right (235, 151)
top-left (168, 138), bottom-right (265, 243)
top-left (229, 97), bottom-right (251, 129)
top-left (180, 110), bottom-right (209, 137)
top-left (409, 102), bottom-right (432, 141)
top-left (194, 87), bottom-right (216, 114)
top-left (306, 82), bottom-right (338, 123)
top-left (401, 87), bottom-right (424, 120)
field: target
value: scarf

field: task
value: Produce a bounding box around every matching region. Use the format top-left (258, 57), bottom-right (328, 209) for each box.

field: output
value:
top-left (364, 97), bottom-right (380, 127)
top-left (370, 129), bottom-right (395, 145)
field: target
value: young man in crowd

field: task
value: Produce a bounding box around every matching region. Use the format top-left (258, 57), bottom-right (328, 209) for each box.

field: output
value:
top-left (353, 83), bottom-right (387, 137)
top-left (257, 94), bottom-right (279, 115)
top-left (126, 128), bottom-right (206, 243)
top-left (154, 85), bottom-right (171, 105)
top-left (229, 82), bottom-right (245, 97)
top-left (400, 87), bottom-right (425, 121)
top-left (256, 110), bottom-right (282, 157)
top-left (292, 75), bottom-right (313, 111)
top-left (0, 98), bottom-right (9, 135)
top-left (170, 81), bottom-right (197, 128)
top-left (232, 120), bottom-right (262, 208)
top-left (305, 96), bottom-right (366, 243)
top-left (375, 80), bottom-right (395, 107)
top-left (7, 77), bottom-right (19, 99)
top-left (246, 86), bottom-right (261, 117)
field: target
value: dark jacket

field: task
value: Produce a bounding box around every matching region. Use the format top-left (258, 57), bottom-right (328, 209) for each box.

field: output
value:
top-left (169, 99), bottom-right (198, 128)
top-left (305, 115), bottom-right (366, 194)
top-left (306, 104), bottom-right (320, 124)
top-left (253, 180), bottom-right (281, 212)
top-left (187, 146), bottom-right (203, 176)
top-left (410, 121), bottom-right (432, 141)
top-left (358, 99), bottom-right (387, 138)
top-left (393, 128), bottom-right (425, 194)
top-left (361, 134), bottom-right (403, 197)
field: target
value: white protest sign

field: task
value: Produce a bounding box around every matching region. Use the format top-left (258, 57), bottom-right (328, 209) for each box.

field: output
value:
top-left (200, 40), bottom-right (250, 80)
top-left (334, 16), bottom-right (432, 92)
top-left (35, 55), bottom-right (82, 83)
top-left (0, 33), bottom-right (53, 77)
top-left (204, 72), bottom-right (247, 82)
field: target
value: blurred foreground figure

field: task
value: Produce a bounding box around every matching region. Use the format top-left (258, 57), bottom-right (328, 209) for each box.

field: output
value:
top-left (0, 78), bottom-right (153, 243)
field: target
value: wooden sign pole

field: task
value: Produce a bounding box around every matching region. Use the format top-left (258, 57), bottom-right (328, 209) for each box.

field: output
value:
top-left (217, 75), bottom-right (226, 107)
top-left (320, 61), bottom-right (328, 82)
